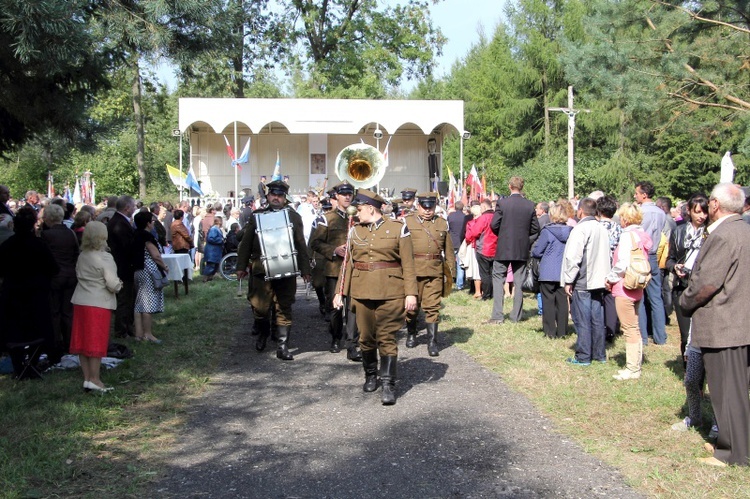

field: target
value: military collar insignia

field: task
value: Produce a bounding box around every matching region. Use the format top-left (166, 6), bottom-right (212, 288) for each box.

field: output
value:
top-left (366, 217), bottom-right (386, 231)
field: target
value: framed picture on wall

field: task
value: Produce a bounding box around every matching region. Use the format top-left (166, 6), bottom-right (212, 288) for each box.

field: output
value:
top-left (310, 153), bottom-right (326, 175)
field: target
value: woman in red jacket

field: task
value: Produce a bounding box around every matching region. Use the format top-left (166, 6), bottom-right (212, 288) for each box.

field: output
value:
top-left (465, 200), bottom-right (497, 300)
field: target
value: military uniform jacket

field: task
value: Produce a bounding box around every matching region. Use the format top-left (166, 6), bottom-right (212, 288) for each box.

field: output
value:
top-left (403, 214), bottom-right (456, 278)
top-left (236, 206), bottom-right (311, 278)
top-left (339, 217), bottom-right (418, 300)
top-left (308, 209), bottom-right (350, 278)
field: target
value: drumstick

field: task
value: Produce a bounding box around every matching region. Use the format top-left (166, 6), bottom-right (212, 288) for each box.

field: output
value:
top-left (237, 276), bottom-right (243, 296)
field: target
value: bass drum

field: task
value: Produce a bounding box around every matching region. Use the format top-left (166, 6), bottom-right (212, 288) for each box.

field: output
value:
top-left (255, 209), bottom-right (301, 281)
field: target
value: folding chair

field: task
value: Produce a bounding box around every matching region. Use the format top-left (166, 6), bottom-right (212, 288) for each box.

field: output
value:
top-left (7, 338), bottom-right (45, 380)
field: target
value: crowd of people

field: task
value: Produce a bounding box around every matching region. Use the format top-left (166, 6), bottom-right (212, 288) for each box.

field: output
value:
top-left (2, 175), bottom-right (750, 466)
top-left (0, 188), bottom-right (242, 391)
top-left (444, 178), bottom-right (750, 468)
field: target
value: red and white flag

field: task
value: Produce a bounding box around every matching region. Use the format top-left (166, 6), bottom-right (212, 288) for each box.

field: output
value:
top-left (223, 135), bottom-right (235, 161)
top-left (465, 165), bottom-right (482, 201)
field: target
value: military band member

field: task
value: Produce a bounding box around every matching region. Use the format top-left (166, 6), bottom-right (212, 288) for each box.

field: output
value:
top-left (403, 192), bottom-right (456, 356)
top-left (397, 187), bottom-right (418, 218)
top-left (334, 189), bottom-right (417, 405)
top-left (309, 198), bottom-right (333, 317)
top-left (236, 180), bottom-right (311, 361)
top-left (309, 181), bottom-right (362, 360)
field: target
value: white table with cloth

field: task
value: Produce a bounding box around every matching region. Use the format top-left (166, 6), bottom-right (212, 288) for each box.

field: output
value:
top-left (162, 253), bottom-right (193, 297)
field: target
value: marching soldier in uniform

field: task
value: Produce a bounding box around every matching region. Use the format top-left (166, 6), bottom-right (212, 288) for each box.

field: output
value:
top-left (398, 187), bottom-right (418, 218)
top-left (309, 181), bottom-right (362, 360)
top-left (334, 189), bottom-right (417, 405)
top-left (403, 192), bottom-right (456, 356)
top-left (309, 197), bottom-right (332, 318)
top-left (236, 180), bottom-right (311, 361)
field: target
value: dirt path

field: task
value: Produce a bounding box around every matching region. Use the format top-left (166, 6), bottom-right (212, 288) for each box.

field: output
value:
top-left (152, 282), bottom-right (641, 498)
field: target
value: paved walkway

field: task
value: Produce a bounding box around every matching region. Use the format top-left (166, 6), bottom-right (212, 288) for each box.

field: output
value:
top-left (153, 285), bottom-right (641, 498)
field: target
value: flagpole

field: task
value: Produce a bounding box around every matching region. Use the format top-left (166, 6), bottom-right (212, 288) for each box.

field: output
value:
top-left (179, 131), bottom-right (183, 203)
top-left (459, 136), bottom-right (464, 190)
top-left (234, 122), bottom-right (239, 207)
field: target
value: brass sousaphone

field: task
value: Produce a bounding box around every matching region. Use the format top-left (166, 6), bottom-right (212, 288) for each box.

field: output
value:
top-left (334, 143), bottom-right (386, 189)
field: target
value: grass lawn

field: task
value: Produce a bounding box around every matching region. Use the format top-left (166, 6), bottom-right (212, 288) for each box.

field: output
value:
top-left (0, 277), bottom-right (244, 498)
top-left (2, 279), bottom-right (748, 498)
top-left (442, 290), bottom-right (750, 498)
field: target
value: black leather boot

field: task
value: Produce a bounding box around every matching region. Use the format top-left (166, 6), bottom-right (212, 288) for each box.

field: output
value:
top-left (276, 325), bottom-right (294, 361)
top-left (426, 323), bottom-right (439, 357)
top-left (329, 308), bottom-right (343, 353)
top-left (330, 338), bottom-right (342, 353)
top-left (345, 308), bottom-right (361, 361)
top-left (254, 318), bottom-right (270, 352)
top-left (347, 345), bottom-right (362, 361)
top-left (405, 319), bottom-right (417, 348)
top-left (362, 349), bottom-right (379, 392)
top-left (380, 355), bottom-right (397, 405)
top-left (316, 287), bottom-right (326, 316)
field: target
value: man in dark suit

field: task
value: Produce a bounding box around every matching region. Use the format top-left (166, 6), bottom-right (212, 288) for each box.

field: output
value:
top-left (486, 176), bottom-right (539, 323)
top-left (535, 202), bottom-right (550, 228)
top-left (107, 195), bottom-right (136, 338)
top-left (447, 201), bottom-right (470, 290)
top-left (680, 182), bottom-right (750, 467)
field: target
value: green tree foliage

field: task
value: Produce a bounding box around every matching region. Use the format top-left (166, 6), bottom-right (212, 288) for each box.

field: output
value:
top-left (174, 0), bottom-right (286, 98)
top-left (91, 0), bottom-right (213, 198)
top-left (284, 0), bottom-right (446, 96)
top-left (561, 0), bottom-right (750, 200)
top-left (0, 0), bottom-right (109, 154)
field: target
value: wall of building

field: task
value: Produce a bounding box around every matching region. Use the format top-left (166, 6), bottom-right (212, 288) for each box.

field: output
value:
top-left (189, 131), bottom-right (446, 199)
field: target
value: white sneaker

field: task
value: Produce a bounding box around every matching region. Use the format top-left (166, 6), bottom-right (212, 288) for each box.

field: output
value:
top-left (671, 417), bottom-right (692, 432)
top-left (613, 369), bottom-right (641, 380)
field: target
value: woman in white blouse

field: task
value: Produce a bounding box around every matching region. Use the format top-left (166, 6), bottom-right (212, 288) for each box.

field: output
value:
top-left (69, 222), bottom-right (123, 393)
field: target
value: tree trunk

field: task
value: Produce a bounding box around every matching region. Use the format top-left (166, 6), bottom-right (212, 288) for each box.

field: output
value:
top-left (543, 70), bottom-right (550, 154)
top-left (131, 56), bottom-right (147, 199)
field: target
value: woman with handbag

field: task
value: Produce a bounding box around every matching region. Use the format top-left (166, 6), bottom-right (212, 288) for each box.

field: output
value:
top-left (131, 211), bottom-right (168, 344)
top-left (605, 203), bottom-right (652, 380)
top-left (531, 204), bottom-right (573, 338)
top-left (665, 193), bottom-right (715, 434)
top-left (667, 193), bottom-right (708, 360)
top-left (69, 221), bottom-right (122, 392)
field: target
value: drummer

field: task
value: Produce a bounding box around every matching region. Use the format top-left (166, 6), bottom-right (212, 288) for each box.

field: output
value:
top-left (236, 180), bottom-right (311, 361)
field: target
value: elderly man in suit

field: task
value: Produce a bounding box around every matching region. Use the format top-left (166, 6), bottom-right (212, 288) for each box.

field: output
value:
top-left (680, 182), bottom-right (750, 467)
top-left (107, 195), bottom-right (136, 338)
top-left (486, 176), bottom-right (540, 324)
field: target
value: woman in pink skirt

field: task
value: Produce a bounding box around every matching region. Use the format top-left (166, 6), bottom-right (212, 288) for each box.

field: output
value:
top-left (69, 221), bottom-right (123, 392)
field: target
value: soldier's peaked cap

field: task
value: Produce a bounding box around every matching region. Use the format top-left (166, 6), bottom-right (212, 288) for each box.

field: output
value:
top-left (417, 191), bottom-right (439, 208)
top-left (401, 187), bottom-right (417, 200)
top-left (266, 180), bottom-right (289, 195)
top-left (352, 189), bottom-right (385, 209)
top-left (332, 181), bottom-right (355, 194)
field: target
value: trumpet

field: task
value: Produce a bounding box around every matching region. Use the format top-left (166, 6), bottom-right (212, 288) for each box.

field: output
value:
top-left (334, 143), bottom-right (386, 189)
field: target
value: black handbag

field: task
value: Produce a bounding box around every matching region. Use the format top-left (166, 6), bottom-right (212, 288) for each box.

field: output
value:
top-left (522, 257), bottom-right (540, 294)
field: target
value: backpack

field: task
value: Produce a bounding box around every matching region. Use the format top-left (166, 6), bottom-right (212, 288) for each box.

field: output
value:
top-left (623, 232), bottom-right (651, 290)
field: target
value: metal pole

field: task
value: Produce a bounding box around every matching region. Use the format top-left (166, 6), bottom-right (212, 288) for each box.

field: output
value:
top-left (459, 136), bottom-right (464, 188)
top-left (376, 123), bottom-right (380, 195)
top-left (234, 122), bottom-right (239, 207)
top-left (179, 131), bottom-right (183, 203)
